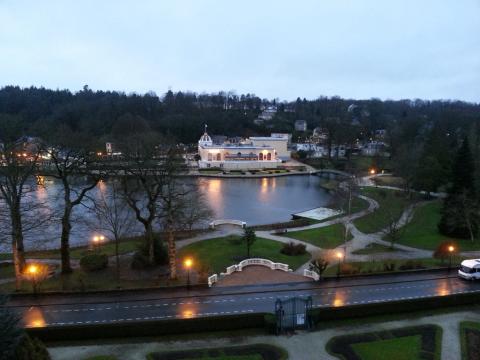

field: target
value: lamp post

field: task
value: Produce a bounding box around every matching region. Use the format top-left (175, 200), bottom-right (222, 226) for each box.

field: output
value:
top-left (92, 235), bottom-right (105, 253)
top-left (26, 264), bottom-right (38, 294)
top-left (184, 257), bottom-right (193, 290)
top-left (336, 252), bottom-right (343, 278)
top-left (448, 245), bottom-right (455, 271)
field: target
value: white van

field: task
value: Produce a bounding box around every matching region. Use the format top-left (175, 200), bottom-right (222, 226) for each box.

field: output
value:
top-left (458, 259), bottom-right (480, 280)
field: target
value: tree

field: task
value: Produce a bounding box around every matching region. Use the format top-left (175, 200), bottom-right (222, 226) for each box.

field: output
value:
top-left (243, 227), bottom-right (256, 258)
top-left (0, 142), bottom-right (39, 288)
top-left (309, 256), bottom-right (329, 280)
top-left (438, 137), bottom-right (479, 241)
top-left (48, 146), bottom-right (102, 274)
top-left (158, 149), bottom-right (190, 279)
top-left (90, 181), bottom-right (135, 281)
top-left (0, 295), bottom-right (23, 360)
top-left (433, 240), bottom-right (458, 265)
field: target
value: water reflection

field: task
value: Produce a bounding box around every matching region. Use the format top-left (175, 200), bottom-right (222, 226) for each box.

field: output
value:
top-left (1, 175), bottom-right (331, 251)
top-left (436, 281), bottom-right (450, 296)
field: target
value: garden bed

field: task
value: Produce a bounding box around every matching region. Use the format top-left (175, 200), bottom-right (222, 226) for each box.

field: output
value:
top-left (147, 344), bottom-right (288, 360)
top-left (326, 325), bottom-right (442, 360)
top-left (460, 321), bottom-right (480, 360)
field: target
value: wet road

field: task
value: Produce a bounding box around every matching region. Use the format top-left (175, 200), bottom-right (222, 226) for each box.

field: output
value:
top-left (7, 270), bottom-right (480, 328)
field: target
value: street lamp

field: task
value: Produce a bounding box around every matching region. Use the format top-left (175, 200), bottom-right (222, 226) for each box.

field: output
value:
top-left (92, 235), bottom-right (105, 252)
top-left (184, 257), bottom-right (193, 290)
top-left (448, 245), bottom-right (455, 270)
top-left (26, 264), bottom-right (38, 294)
top-left (336, 252), bottom-right (343, 277)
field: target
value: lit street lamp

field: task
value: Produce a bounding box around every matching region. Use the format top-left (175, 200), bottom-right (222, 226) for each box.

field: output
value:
top-left (336, 252), bottom-right (343, 277)
top-left (184, 257), bottom-right (193, 290)
top-left (448, 245), bottom-right (455, 270)
top-left (26, 264), bottom-right (38, 294)
top-left (92, 235), bottom-right (105, 252)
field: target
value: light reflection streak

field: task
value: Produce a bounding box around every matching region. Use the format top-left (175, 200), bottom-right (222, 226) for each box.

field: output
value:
top-left (23, 307), bottom-right (46, 328)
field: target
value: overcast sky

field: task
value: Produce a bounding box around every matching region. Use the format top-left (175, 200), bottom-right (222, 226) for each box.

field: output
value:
top-left (1, 0), bottom-right (479, 102)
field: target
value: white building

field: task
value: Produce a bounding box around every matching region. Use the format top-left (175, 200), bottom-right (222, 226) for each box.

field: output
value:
top-left (294, 120), bottom-right (307, 132)
top-left (197, 128), bottom-right (288, 170)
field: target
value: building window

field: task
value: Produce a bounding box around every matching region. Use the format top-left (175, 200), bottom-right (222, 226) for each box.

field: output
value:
top-left (208, 153), bottom-right (213, 161)
top-left (259, 153), bottom-right (264, 161)
top-left (216, 153), bottom-right (221, 161)
top-left (267, 153), bottom-right (272, 160)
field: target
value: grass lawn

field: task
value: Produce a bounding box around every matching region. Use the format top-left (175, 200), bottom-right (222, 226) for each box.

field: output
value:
top-left (354, 187), bottom-right (415, 234)
top-left (285, 223), bottom-right (351, 249)
top-left (373, 176), bottom-right (406, 188)
top-left (322, 257), bottom-right (464, 276)
top-left (351, 243), bottom-right (403, 255)
top-left (177, 236), bottom-right (310, 273)
top-left (399, 201), bottom-right (480, 251)
top-left (352, 335), bottom-right (421, 360)
top-left (0, 263), bottom-right (15, 279)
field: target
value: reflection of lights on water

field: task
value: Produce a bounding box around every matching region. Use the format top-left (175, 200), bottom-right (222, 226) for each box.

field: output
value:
top-left (97, 179), bottom-right (106, 193)
top-left (204, 179), bottom-right (223, 214)
top-left (24, 307), bottom-right (46, 328)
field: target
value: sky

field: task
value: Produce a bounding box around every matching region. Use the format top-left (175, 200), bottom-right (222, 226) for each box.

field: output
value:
top-left (1, 0), bottom-right (479, 102)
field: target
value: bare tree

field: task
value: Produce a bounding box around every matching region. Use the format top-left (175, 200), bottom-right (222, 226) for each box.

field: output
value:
top-left (90, 180), bottom-right (135, 280)
top-left (48, 148), bottom-right (102, 274)
top-left (0, 143), bottom-right (38, 289)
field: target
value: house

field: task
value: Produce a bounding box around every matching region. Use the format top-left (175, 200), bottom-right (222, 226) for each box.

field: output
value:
top-left (294, 120), bottom-right (307, 132)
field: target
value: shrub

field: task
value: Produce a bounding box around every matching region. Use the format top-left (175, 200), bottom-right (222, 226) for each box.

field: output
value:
top-left (15, 335), bottom-right (51, 360)
top-left (80, 253), bottom-right (108, 272)
top-left (131, 235), bottom-right (168, 269)
top-left (280, 242), bottom-right (307, 256)
top-left (340, 263), bottom-right (361, 275)
top-left (383, 262), bottom-right (396, 272)
top-left (399, 260), bottom-right (425, 270)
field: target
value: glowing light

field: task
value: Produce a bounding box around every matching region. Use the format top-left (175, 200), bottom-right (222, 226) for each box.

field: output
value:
top-left (93, 235), bottom-right (100, 243)
top-left (184, 258), bottom-right (193, 269)
top-left (448, 245), bottom-right (455, 252)
top-left (97, 152), bottom-right (102, 156)
top-left (182, 310), bottom-right (194, 318)
top-left (336, 252), bottom-right (343, 260)
top-left (27, 264), bottom-right (38, 275)
top-left (369, 169), bottom-right (376, 175)
top-left (24, 307), bottom-right (46, 328)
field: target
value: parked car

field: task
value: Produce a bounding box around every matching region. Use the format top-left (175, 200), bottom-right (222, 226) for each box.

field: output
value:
top-left (458, 259), bottom-right (480, 280)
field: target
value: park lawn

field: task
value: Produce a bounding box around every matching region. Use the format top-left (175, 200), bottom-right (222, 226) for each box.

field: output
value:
top-left (0, 261), bottom-right (182, 293)
top-left (0, 263), bottom-right (15, 279)
top-left (0, 239), bottom-right (141, 261)
top-left (285, 223), bottom-right (351, 249)
top-left (354, 187), bottom-right (414, 234)
top-left (399, 201), bottom-right (480, 251)
top-left (177, 236), bottom-right (310, 273)
top-left (322, 257), bottom-right (464, 276)
top-left (352, 335), bottom-right (421, 360)
top-left (351, 243), bottom-right (403, 255)
top-left (373, 175), bottom-right (406, 188)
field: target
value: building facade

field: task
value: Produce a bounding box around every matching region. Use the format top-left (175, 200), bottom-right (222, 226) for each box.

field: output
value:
top-left (197, 129), bottom-right (287, 170)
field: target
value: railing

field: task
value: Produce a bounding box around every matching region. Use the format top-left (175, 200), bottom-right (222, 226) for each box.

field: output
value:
top-left (209, 219), bottom-right (247, 228)
top-left (303, 269), bottom-right (320, 281)
top-left (208, 274), bottom-right (218, 287)
top-left (220, 258), bottom-right (292, 276)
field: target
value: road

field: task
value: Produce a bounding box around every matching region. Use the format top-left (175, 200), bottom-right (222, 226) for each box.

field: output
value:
top-left (7, 270), bottom-right (480, 329)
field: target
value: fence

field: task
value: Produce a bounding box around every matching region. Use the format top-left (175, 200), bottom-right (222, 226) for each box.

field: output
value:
top-left (209, 219), bottom-right (247, 229)
top-left (208, 258), bottom-right (292, 287)
top-left (303, 269), bottom-right (320, 281)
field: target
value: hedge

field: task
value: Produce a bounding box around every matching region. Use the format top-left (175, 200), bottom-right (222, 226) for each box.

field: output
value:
top-left (26, 313), bottom-right (270, 342)
top-left (310, 292), bottom-right (480, 325)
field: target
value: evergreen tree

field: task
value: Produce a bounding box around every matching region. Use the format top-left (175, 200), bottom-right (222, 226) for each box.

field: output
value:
top-left (243, 227), bottom-right (256, 258)
top-left (438, 137), bottom-right (479, 240)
